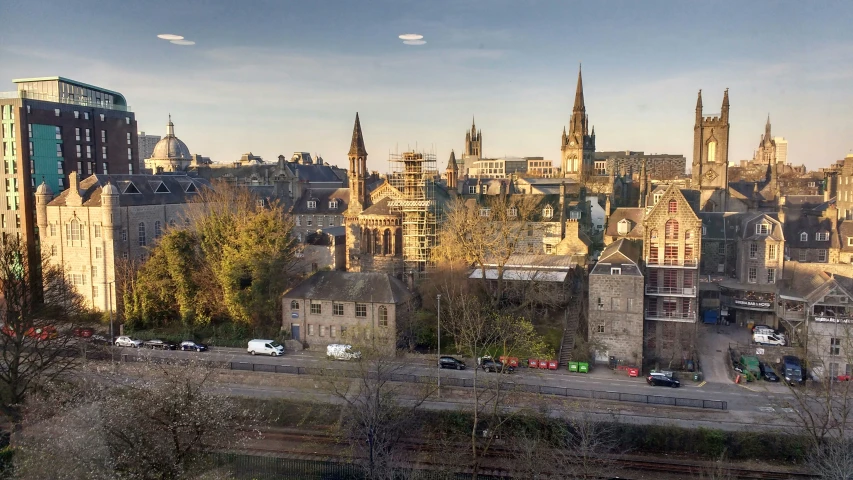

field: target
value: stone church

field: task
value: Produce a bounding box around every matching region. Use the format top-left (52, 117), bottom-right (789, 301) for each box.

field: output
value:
top-left (561, 67), bottom-right (596, 182)
top-left (691, 89), bottom-right (731, 212)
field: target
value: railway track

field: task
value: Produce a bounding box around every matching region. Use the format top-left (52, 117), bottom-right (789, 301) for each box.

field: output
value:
top-left (240, 428), bottom-right (814, 479)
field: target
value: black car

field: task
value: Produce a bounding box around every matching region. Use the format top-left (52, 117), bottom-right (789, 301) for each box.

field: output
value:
top-left (759, 362), bottom-right (780, 382)
top-left (180, 340), bottom-right (208, 352)
top-left (89, 334), bottom-right (113, 346)
top-left (439, 356), bottom-right (466, 370)
top-left (481, 358), bottom-right (514, 373)
top-left (143, 339), bottom-right (177, 350)
top-left (647, 373), bottom-right (680, 388)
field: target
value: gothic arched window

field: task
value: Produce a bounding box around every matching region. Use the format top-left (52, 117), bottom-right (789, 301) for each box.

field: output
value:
top-left (665, 220), bottom-right (679, 240)
top-left (378, 306), bottom-right (388, 327)
top-left (668, 199), bottom-right (678, 214)
top-left (707, 141), bottom-right (717, 163)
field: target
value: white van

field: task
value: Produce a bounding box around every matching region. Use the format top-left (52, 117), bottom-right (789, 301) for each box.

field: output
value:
top-left (753, 333), bottom-right (786, 346)
top-left (754, 326), bottom-right (787, 343)
top-left (248, 339), bottom-right (284, 356)
top-left (326, 344), bottom-right (361, 361)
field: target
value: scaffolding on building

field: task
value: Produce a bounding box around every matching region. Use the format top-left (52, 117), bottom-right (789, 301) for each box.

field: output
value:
top-left (388, 150), bottom-right (439, 272)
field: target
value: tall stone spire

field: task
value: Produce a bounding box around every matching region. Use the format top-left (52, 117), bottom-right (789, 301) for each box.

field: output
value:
top-left (348, 112), bottom-right (368, 157)
top-left (446, 150), bottom-right (459, 191)
top-left (573, 65), bottom-right (585, 112)
top-left (765, 114), bottom-right (771, 140)
top-left (721, 88), bottom-right (730, 121)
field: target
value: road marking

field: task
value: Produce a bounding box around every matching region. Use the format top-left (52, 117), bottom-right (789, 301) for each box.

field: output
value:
top-left (738, 384), bottom-right (758, 392)
top-left (697, 381), bottom-right (707, 387)
top-left (780, 407), bottom-right (794, 413)
top-left (758, 406), bottom-right (775, 412)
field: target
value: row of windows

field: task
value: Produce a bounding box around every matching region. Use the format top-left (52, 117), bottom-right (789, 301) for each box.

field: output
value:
top-left (50, 108), bottom-right (132, 125)
top-left (57, 219), bottom-right (167, 246)
top-left (305, 200), bottom-right (338, 210)
top-left (292, 300), bottom-right (389, 325)
top-left (295, 215), bottom-right (339, 228)
top-left (305, 324), bottom-right (389, 338)
top-left (747, 267), bottom-right (776, 284)
top-left (748, 242), bottom-right (778, 260)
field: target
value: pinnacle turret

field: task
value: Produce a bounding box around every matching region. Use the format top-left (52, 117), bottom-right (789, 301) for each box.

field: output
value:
top-left (446, 150), bottom-right (458, 172)
top-left (573, 64), bottom-right (585, 112)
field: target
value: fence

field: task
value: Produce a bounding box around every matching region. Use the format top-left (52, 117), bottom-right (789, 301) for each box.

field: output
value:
top-left (210, 452), bottom-right (505, 480)
top-left (225, 360), bottom-right (728, 411)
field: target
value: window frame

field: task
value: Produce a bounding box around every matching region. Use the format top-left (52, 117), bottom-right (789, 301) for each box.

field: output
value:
top-left (333, 303), bottom-right (344, 316)
top-left (355, 303), bottom-right (367, 317)
top-left (310, 301), bottom-right (322, 315)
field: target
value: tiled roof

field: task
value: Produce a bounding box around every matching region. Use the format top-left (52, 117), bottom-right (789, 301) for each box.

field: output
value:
top-left (48, 173), bottom-right (210, 207)
top-left (282, 271), bottom-right (412, 304)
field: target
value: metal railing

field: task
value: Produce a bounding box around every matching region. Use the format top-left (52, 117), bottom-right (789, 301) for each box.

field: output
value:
top-left (0, 90), bottom-right (131, 112)
top-left (223, 360), bottom-right (727, 411)
top-left (644, 311), bottom-right (697, 322)
top-left (775, 304), bottom-right (806, 321)
top-left (647, 258), bottom-right (698, 268)
top-left (645, 285), bottom-right (696, 296)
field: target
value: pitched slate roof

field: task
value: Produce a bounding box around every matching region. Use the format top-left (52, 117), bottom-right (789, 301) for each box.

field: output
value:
top-left (591, 238), bottom-right (642, 276)
top-left (783, 216), bottom-right (838, 249)
top-left (605, 207), bottom-right (644, 239)
top-left (740, 213), bottom-right (784, 241)
top-left (48, 173), bottom-right (210, 207)
top-left (361, 197), bottom-right (395, 216)
top-left (290, 188), bottom-right (349, 215)
top-left (282, 271), bottom-right (412, 304)
top-left (283, 163), bottom-right (346, 184)
top-left (840, 220), bottom-right (853, 252)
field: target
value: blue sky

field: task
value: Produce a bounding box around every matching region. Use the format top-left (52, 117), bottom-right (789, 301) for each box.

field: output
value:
top-left (1, 0), bottom-right (851, 172)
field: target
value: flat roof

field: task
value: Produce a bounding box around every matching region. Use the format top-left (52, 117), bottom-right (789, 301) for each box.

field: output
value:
top-left (13, 76), bottom-right (127, 105)
top-left (469, 268), bottom-right (569, 283)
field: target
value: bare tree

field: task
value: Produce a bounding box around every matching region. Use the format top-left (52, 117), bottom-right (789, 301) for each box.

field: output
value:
top-left (440, 291), bottom-right (549, 479)
top-left (0, 236), bottom-right (88, 423)
top-left (324, 343), bottom-right (433, 480)
top-left (15, 357), bottom-right (260, 480)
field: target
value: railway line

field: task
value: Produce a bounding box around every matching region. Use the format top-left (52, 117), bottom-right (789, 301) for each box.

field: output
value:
top-left (238, 428), bottom-right (814, 479)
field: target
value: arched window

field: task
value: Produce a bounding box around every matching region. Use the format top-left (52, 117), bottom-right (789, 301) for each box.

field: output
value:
top-left (707, 141), bottom-right (717, 163)
top-left (290, 300), bottom-right (299, 310)
top-left (543, 205), bottom-right (554, 219)
top-left (665, 220), bottom-right (679, 240)
top-left (67, 219), bottom-right (83, 241)
top-left (800, 232), bottom-right (808, 242)
top-left (668, 199), bottom-right (678, 214)
top-left (138, 222), bottom-right (146, 246)
top-left (154, 221), bottom-right (162, 239)
top-left (378, 306), bottom-right (388, 327)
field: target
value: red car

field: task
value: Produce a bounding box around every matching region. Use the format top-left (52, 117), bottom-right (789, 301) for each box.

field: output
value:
top-left (1, 324), bottom-right (58, 340)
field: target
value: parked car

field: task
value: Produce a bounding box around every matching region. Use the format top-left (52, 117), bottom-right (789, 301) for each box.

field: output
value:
top-left (114, 336), bottom-right (143, 348)
top-left (143, 339), bottom-right (177, 350)
top-left (326, 344), bottom-right (361, 361)
top-left (180, 340), bottom-right (208, 352)
top-left (647, 372), bottom-right (680, 388)
top-left (90, 334), bottom-right (112, 346)
top-left (782, 355), bottom-right (805, 385)
top-left (753, 326), bottom-right (787, 342)
top-left (248, 339), bottom-right (285, 356)
top-left (759, 362), bottom-right (779, 382)
top-left (753, 333), bottom-right (786, 346)
top-left (480, 357), bottom-right (514, 373)
top-left (439, 356), bottom-right (466, 370)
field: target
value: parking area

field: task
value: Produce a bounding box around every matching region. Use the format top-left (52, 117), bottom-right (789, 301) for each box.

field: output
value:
top-left (696, 322), bottom-right (751, 384)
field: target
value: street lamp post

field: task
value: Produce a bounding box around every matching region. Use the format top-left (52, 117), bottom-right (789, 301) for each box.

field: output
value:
top-left (437, 294), bottom-right (441, 398)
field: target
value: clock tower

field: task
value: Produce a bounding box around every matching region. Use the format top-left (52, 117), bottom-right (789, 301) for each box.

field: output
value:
top-left (561, 66), bottom-right (595, 182)
top-left (692, 89), bottom-right (730, 212)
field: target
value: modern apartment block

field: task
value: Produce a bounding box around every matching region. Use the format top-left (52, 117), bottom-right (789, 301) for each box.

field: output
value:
top-left (0, 76), bottom-right (138, 253)
top-left (137, 131), bottom-right (161, 171)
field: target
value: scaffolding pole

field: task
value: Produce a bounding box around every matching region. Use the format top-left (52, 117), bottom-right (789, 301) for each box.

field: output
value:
top-left (388, 150), bottom-right (438, 273)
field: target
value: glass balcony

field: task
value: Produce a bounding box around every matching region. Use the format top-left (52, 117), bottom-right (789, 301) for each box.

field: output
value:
top-left (645, 285), bottom-right (696, 296)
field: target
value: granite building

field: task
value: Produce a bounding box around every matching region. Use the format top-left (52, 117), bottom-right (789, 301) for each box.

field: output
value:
top-left (692, 89), bottom-right (730, 212)
top-left (0, 76), bottom-right (138, 258)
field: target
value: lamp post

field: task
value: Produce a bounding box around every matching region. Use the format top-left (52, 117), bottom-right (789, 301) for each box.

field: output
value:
top-left (106, 280), bottom-right (115, 360)
top-left (437, 293), bottom-right (441, 398)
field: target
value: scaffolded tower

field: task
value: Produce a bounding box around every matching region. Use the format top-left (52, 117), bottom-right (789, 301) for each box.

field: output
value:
top-left (388, 151), bottom-right (438, 272)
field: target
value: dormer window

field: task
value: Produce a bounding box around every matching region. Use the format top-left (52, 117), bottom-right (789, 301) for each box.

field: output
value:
top-left (816, 232), bottom-right (829, 241)
top-left (653, 193), bottom-right (663, 205)
top-left (468, 186), bottom-right (476, 194)
top-left (329, 200), bottom-right (338, 209)
top-left (570, 211), bottom-right (580, 220)
top-left (756, 222), bottom-right (770, 235)
top-left (307, 201), bottom-right (317, 210)
top-left (507, 207), bottom-right (517, 218)
top-left (611, 267), bottom-right (621, 275)
top-left (543, 205), bottom-right (554, 219)
top-left (479, 208), bottom-right (491, 217)
top-left (617, 219), bottom-right (630, 235)
top-left (800, 232), bottom-right (809, 242)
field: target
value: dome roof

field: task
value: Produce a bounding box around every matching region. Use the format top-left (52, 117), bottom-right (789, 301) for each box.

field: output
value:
top-left (36, 181), bottom-right (53, 196)
top-left (150, 116), bottom-right (191, 160)
top-left (102, 182), bottom-right (120, 196)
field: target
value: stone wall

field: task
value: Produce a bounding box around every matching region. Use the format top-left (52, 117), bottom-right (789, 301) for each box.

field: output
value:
top-left (283, 298), bottom-right (397, 348)
top-left (643, 320), bottom-right (697, 370)
top-left (589, 272), bottom-right (645, 366)
top-left (604, 155), bottom-right (686, 180)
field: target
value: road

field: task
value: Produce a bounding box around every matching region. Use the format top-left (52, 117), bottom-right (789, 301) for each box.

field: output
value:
top-left (110, 344), bottom-right (796, 416)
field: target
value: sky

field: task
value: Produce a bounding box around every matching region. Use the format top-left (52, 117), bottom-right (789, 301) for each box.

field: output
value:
top-left (1, 0), bottom-right (852, 173)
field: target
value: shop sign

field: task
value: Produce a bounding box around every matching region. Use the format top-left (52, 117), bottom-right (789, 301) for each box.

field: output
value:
top-left (733, 299), bottom-right (771, 308)
top-left (814, 316), bottom-right (853, 324)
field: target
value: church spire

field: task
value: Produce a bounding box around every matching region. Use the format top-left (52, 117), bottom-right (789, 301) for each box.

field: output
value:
top-left (765, 113), bottom-right (771, 139)
top-left (573, 64), bottom-right (585, 112)
top-left (696, 90), bottom-right (703, 111)
top-left (348, 112), bottom-right (367, 157)
top-left (721, 88), bottom-right (730, 120)
top-left (446, 149), bottom-right (458, 172)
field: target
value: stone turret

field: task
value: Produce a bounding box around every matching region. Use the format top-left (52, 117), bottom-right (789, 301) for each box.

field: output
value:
top-left (101, 181), bottom-right (120, 241)
top-left (35, 181), bottom-right (53, 233)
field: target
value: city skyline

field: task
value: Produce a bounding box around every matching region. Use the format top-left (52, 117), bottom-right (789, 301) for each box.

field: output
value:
top-left (1, 0), bottom-right (851, 172)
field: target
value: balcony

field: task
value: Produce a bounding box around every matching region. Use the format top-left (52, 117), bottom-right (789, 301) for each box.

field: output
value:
top-left (646, 286), bottom-right (697, 296)
top-left (645, 310), bottom-right (697, 323)
top-left (646, 258), bottom-right (698, 269)
top-left (0, 90), bottom-right (131, 112)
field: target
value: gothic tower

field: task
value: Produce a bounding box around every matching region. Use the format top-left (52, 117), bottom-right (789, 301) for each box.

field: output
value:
top-left (561, 66), bottom-right (595, 181)
top-left (464, 117), bottom-right (482, 159)
top-left (346, 113), bottom-right (369, 271)
top-left (445, 149), bottom-right (459, 192)
top-left (692, 89), bottom-right (730, 212)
